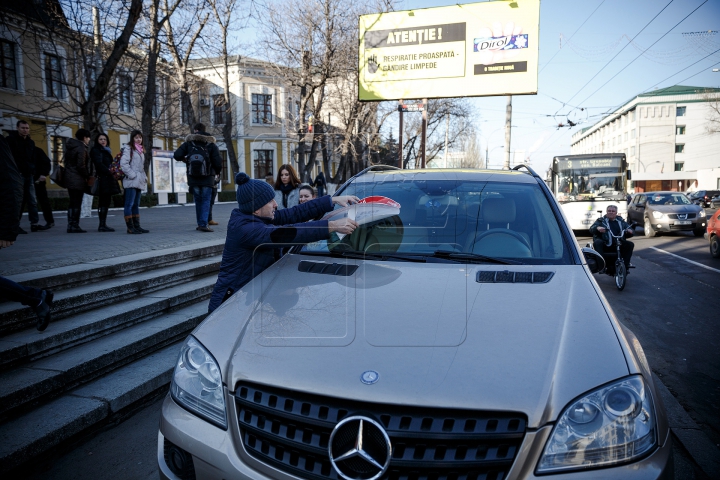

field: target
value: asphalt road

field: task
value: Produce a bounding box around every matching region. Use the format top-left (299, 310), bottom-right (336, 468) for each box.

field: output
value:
top-left (25, 222), bottom-right (720, 480)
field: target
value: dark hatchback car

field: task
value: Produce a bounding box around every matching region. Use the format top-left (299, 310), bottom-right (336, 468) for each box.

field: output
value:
top-left (688, 190), bottom-right (720, 208)
top-left (627, 191), bottom-right (706, 237)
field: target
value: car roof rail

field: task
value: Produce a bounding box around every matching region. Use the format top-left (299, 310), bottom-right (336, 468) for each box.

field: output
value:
top-left (512, 164), bottom-right (542, 179)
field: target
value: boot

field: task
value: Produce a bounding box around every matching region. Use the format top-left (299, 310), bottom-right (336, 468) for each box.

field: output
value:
top-left (33, 289), bottom-right (54, 331)
top-left (98, 208), bottom-right (115, 232)
top-left (133, 215), bottom-right (149, 233)
top-left (125, 215), bottom-right (142, 234)
top-left (67, 208), bottom-right (86, 233)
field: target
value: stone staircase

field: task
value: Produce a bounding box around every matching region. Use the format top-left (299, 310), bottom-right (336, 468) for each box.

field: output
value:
top-left (0, 240), bottom-right (224, 475)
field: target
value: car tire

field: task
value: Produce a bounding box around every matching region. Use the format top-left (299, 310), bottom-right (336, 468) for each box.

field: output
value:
top-left (644, 218), bottom-right (656, 238)
top-left (711, 235), bottom-right (720, 258)
top-left (615, 261), bottom-right (626, 291)
top-left (693, 228), bottom-right (704, 237)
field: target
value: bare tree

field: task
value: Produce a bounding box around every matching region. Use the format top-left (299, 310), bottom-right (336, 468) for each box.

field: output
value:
top-left (703, 89), bottom-right (720, 135)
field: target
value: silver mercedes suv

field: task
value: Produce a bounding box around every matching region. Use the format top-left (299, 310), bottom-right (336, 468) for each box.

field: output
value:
top-left (158, 166), bottom-right (672, 480)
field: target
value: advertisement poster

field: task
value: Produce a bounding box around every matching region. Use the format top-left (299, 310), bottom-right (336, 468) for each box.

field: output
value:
top-left (173, 160), bottom-right (189, 193)
top-left (152, 151), bottom-right (174, 193)
top-left (358, 0), bottom-right (540, 100)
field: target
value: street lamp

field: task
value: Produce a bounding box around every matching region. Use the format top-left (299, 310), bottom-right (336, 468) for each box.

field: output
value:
top-left (479, 127), bottom-right (504, 169)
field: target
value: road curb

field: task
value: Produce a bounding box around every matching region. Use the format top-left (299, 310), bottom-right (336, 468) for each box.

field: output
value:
top-left (653, 373), bottom-right (720, 478)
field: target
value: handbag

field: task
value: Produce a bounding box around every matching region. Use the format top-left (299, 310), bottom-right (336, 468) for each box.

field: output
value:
top-left (50, 165), bottom-right (66, 188)
top-left (90, 177), bottom-right (101, 196)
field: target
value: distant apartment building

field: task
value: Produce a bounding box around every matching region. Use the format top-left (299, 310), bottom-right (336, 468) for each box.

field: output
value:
top-left (570, 85), bottom-right (720, 192)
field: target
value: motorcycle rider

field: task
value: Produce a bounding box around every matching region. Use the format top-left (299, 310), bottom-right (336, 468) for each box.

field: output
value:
top-left (590, 205), bottom-right (635, 272)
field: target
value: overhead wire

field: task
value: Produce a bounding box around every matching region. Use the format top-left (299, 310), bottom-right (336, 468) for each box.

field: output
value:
top-left (575, 0), bottom-right (709, 106)
top-left (539, 0), bottom-right (607, 74)
top-left (640, 47), bottom-right (720, 93)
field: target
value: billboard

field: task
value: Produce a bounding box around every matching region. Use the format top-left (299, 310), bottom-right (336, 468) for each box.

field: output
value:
top-left (358, 0), bottom-right (540, 101)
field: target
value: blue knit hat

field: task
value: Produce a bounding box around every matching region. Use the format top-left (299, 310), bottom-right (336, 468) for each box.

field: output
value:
top-left (235, 172), bottom-right (275, 214)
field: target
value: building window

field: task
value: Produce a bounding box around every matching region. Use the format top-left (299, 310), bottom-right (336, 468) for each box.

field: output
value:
top-left (674, 162), bottom-right (684, 172)
top-left (631, 129), bottom-right (636, 139)
top-left (212, 94), bottom-right (226, 125)
top-left (0, 39), bottom-right (17, 89)
top-left (45, 53), bottom-right (63, 98)
top-left (220, 150), bottom-right (230, 182)
top-left (181, 91), bottom-right (192, 125)
top-left (676, 106), bottom-right (686, 116)
top-left (630, 110), bottom-right (636, 122)
top-left (675, 144), bottom-right (684, 153)
top-left (251, 93), bottom-right (272, 124)
top-left (85, 64), bottom-right (96, 98)
top-left (676, 125), bottom-right (685, 135)
top-left (51, 135), bottom-right (66, 170)
top-left (253, 149), bottom-right (273, 179)
top-left (630, 146), bottom-right (635, 156)
top-left (152, 82), bottom-right (161, 119)
top-left (118, 73), bottom-right (133, 112)
top-left (661, 106), bottom-right (665, 117)
top-left (624, 132), bottom-right (628, 142)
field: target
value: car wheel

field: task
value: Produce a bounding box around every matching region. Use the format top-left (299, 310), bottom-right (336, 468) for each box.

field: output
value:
top-left (711, 235), bottom-right (720, 258)
top-left (644, 218), bottom-right (656, 238)
top-left (693, 228), bottom-right (704, 237)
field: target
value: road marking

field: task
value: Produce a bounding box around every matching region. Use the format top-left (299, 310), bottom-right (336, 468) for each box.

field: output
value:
top-left (649, 247), bottom-right (720, 274)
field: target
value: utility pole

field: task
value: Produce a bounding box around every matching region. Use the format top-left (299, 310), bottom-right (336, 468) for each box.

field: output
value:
top-left (444, 112), bottom-right (449, 167)
top-left (421, 98), bottom-right (427, 168)
top-left (504, 95), bottom-right (512, 170)
top-left (398, 100), bottom-right (403, 168)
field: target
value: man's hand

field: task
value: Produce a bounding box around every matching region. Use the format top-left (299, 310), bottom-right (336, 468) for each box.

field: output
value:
top-left (37, 175), bottom-right (46, 182)
top-left (329, 218), bottom-right (358, 235)
top-left (596, 226), bottom-right (606, 233)
top-left (0, 240), bottom-right (14, 248)
top-left (332, 195), bottom-right (360, 207)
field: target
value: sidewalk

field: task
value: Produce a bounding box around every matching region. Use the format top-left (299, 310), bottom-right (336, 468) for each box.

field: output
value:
top-left (2, 203), bottom-right (237, 276)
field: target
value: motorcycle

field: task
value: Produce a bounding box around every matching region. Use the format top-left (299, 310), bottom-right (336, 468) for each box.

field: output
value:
top-left (590, 216), bottom-right (637, 291)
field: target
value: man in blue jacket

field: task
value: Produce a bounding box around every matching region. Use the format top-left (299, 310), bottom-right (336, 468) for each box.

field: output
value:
top-left (208, 172), bottom-right (358, 313)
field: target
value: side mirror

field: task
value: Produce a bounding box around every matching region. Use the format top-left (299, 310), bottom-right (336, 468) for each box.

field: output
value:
top-left (582, 247), bottom-right (605, 274)
top-left (626, 169), bottom-right (632, 181)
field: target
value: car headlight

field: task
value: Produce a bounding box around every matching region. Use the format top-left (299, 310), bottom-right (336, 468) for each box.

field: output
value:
top-left (171, 335), bottom-right (227, 429)
top-left (652, 211), bottom-right (664, 219)
top-left (699, 210), bottom-right (706, 218)
top-left (537, 375), bottom-right (656, 474)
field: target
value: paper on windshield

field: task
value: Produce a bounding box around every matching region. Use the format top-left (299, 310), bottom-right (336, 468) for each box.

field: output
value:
top-left (322, 196), bottom-right (401, 239)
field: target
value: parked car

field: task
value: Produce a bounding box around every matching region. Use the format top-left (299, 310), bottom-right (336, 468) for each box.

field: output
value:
top-left (707, 208), bottom-right (720, 258)
top-left (627, 191), bottom-right (706, 237)
top-left (158, 167), bottom-right (672, 480)
top-left (688, 189), bottom-right (720, 208)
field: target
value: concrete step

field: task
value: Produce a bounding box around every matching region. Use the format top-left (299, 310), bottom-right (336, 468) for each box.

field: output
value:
top-left (0, 342), bottom-right (182, 474)
top-left (0, 276), bottom-right (216, 370)
top-left (0, 256), bottom-right (220, 335)
top-left (2, 239), bottom-right (224, 292)
top-left (0, 301), bottom-right (208, 419)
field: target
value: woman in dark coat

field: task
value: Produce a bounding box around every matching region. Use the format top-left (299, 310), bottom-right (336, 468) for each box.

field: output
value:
top-left (64, 128), bottom-right (92, 233)
top-left (90, 133), bottom-right (121, 232)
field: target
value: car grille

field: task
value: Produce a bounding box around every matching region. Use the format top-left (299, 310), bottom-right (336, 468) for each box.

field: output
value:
top-left (235, 382), bottom-right (527, 480)
top-left (667, 213), bottom-right (697, 219)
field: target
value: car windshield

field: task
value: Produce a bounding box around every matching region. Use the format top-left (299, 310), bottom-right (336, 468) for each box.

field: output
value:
top-left (300, 177), bottom-right (571, 264)
top-left (647, 193), bottom-right (691, 205)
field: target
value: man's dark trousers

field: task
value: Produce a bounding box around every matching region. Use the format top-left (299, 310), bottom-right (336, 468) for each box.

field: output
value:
top-left (0, 276), bottom-right (42, 307)
top-left (34, 179), bottom-right (55, 224)
top-left (20, 175), bottom-right (39, 225)
top-left (593, 238), bottom-right (634, 268)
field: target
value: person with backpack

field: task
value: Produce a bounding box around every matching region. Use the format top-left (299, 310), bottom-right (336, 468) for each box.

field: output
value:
top-left (313, 170), bottom-right (327, 197)
top-left (90, 133), bottom-right (121, 232)
top-left (173, 123), bottom-right (223, 232)
top-left (120, 130), bottom-right (149, 234)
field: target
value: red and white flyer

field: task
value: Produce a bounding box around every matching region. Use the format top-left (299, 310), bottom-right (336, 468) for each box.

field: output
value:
top-left (322, 196), bottom-right (401, 239)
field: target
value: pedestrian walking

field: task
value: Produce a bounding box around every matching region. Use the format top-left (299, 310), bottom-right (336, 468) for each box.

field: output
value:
top-left (120, 130), bottom-right (149, 234)
top-left (298, 184), bottom-right (316, 204)
top-left (0, 135), bottom-right (53, 330)
top-left (173, 123), bottom-right (223, 232)
top-left (273, 164), bottom-right (301, 210)
top-left (208, 174), bottom-right (221, 226)
top-left (6, 120), bottom-right (45, 233)
top-left (64, 129), bottom-right (93, 233)
top-left (313, 170), bottom-right (327, 197)
top-left (207, 172), bottom-right (359, 313)
top-left (29, 147), bottom-right (54, 229)
top-left (90, 133), bottom-right (121, 232)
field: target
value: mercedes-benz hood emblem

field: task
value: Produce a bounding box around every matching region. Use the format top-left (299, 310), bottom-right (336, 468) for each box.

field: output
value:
top-left (328, 416), bottom-right (391, 480)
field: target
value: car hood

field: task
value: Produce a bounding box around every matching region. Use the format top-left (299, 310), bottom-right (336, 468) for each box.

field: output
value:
top-left (649, 204), bottom-right (701, 214)
top-left (195, 255), bottom-right (629, 428)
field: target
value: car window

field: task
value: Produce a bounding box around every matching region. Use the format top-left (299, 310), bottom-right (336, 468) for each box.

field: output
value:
top-left (637, 195), bottom-right (647, 206)
top-left (302, 179), bottom-right (572, 264)
top-left (647, 193), bottom-right (691, 205)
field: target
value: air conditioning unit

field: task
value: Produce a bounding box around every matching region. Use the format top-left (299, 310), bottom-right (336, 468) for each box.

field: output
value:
top-left (199, 97), bottom-right (210, 107)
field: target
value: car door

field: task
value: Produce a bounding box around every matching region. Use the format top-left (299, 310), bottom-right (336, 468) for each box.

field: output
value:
top-left (633, 195), bottom-right (648, 222)
top-left (628, 195), bottom-right (642, 222)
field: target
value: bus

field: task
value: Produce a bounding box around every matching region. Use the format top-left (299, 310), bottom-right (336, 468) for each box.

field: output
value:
top-left (550, 154), bottom-right (630, 230)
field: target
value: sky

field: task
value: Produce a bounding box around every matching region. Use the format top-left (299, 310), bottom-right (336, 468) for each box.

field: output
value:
top-left (389, 0), bottom-right (720, 173)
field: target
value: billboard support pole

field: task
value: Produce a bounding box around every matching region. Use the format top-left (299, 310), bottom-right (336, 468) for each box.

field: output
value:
top-left (398, 100), bottom-right (403, 168)
top-left (421, 98), bottom-right (427, 168)
top-left (503, 95), bottom-right (512, 170)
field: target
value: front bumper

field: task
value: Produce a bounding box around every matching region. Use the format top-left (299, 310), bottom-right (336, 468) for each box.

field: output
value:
top-left (650, 218), bottom-right (705, 233)
top-left (158, 393), bottom-right (674, 480)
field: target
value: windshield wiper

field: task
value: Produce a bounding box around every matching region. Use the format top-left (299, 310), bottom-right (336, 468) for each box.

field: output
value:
top-left (430, 250), bottom-right (522, 265)
top-left (300, 250), bottom-right (427, 263)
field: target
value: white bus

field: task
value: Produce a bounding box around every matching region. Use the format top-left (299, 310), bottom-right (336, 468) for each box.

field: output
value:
top-left (551, 154), bottom-right (630, 230)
